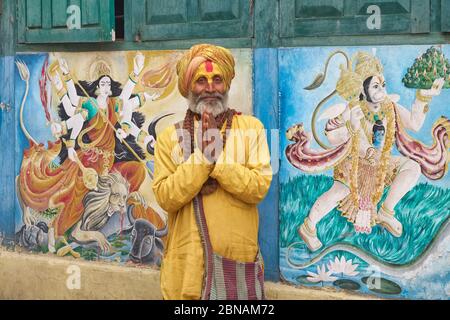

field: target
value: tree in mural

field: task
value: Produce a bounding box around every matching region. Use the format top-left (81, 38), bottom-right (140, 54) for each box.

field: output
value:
top-left (402, 46), bottom-right (450, 89)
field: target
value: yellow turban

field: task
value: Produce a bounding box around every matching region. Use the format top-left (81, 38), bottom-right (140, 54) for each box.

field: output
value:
top-left (176, 44), bottom-right (235, 98)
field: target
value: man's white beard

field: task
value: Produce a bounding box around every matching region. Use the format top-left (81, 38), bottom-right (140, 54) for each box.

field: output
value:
top-left (188, 92), bottom-right (229, 117)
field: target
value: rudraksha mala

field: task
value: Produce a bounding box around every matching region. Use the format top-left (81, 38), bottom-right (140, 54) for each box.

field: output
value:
top-left (182, 108), bottom-right (237, 195)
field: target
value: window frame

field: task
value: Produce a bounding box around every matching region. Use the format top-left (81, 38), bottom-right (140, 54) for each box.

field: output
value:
top-left (17, 0), bottom-right (116, 44)
top-left (127, 0), bottom-right (254, 42)
top-left (280, 0), bottom-right (431, 38)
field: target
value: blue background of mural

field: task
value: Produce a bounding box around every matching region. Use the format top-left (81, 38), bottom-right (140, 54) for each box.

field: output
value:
top-left (0, 56), bottom-right (16, 239)
top-left (279, 45), bottom-right (450, 299)
top-left (14, 53), bottom-right (53, 231)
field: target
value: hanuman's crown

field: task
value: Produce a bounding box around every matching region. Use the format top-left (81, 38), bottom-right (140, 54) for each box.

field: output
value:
top-left (353, 51), bottom-right (384, 81)
top-left (336, 63), bottom-right (363, 102)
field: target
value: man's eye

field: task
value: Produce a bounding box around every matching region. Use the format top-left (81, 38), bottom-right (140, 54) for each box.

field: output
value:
top-left (374, 85), bottom-right (379, 89)
top-left (213, 76), bottom-right (223, 83)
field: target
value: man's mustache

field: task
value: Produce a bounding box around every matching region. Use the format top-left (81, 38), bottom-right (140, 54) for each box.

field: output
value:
top-left (195, 92), bottom-right (224, 103)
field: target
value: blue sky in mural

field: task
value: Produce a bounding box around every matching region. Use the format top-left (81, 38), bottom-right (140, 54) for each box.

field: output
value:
top-left (14, 53), bottom-right (53, 230)
top-left (280, 45), bottom-right (450, 189)
top-left (14, 53), bottom-right (54, 165)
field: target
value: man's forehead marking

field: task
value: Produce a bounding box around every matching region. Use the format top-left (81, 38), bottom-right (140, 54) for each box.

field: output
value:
top-left (205, 60), bottom-right (213, 73)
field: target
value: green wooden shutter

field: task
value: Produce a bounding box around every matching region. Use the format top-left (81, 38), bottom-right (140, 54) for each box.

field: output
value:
top-left (442, 0), bottom-right (450, 32)
top-left (280, 0), bottom-right (430, 37)
top-left (18, 0), bottom-right (115, 43)
top-left (129, 0), bottom-right (253, 41)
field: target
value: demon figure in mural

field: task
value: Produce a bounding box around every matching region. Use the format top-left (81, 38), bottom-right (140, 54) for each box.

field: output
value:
top-left (15, 53), bottom-right (168, 258)
top-left (286, 50), bottom-right (449, 252)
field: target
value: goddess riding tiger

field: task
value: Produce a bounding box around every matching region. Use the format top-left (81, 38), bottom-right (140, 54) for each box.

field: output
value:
top-left (16, 53), bottom-right (171, 254)
top-left (285, 51), bottom-right (449, 252)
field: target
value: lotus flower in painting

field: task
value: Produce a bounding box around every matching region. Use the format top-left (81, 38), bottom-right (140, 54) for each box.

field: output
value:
top-left (327, 256), bottom-right (359, 277)
top-left (306, 264), bottom-right (338, 283)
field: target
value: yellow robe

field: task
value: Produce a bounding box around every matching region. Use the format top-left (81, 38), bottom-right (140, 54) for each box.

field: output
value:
top-left (152, 114), bottom-right (272, 300)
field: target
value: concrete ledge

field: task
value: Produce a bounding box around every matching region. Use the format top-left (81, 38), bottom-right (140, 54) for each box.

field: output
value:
top-left (264, 282), bottom-right (379, 300)
top-left (0, 249), bottom-right (162, 300)
top-left (0, 249), bottom-right (375, 300)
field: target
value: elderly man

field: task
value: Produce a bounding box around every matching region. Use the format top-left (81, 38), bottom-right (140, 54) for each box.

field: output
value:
top-left (152, 44), bottom-right (272, 300)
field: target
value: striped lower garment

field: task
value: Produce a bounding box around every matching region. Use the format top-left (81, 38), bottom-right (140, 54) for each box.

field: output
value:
top-left (194, 195), bottom-right (265, 300)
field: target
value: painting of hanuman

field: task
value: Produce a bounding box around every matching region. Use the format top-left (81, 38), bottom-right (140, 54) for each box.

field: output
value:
top-left (16, 53), bottom-right (165, 254)
top-left (286, 51), bottom-right (449, 251)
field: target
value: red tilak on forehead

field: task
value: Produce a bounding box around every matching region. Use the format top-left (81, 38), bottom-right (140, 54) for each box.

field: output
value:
top-left (205, 60), bottom-right (213, 72)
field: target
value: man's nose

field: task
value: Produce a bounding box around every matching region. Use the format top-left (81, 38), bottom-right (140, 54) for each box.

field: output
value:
top-left (205, 81), bottom-right (215, 93)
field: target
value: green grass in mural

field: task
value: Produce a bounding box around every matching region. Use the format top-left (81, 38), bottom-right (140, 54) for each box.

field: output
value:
top-left (280, 174), bottom-right (450, 265)
top-left (73, 247), bottom-right (98, 261)
top-left (111, 240), bottom-right (126, 249)
top-left (39, 207), bottom-right (60, 220)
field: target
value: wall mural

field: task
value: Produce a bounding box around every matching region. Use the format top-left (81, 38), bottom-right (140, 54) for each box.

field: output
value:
top-left (281, 45), bottom-right (450, 299)
top-left (13, 50), bottom-right (252, 267)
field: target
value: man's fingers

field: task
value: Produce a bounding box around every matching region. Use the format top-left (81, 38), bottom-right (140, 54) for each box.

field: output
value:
top-left (203, 112), bottom-right (210, 127)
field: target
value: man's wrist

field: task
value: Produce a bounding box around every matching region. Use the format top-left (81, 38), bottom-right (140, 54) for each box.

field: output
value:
top-left (193, 148), bottom-right (215, 167)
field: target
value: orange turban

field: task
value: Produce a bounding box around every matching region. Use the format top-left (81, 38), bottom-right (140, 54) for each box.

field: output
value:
top-left (176, 44), bottom-right (235, 98)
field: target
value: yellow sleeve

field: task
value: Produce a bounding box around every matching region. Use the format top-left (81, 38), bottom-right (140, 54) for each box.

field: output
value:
top-left (210, 118), bottom-right (272, 205)
top-left (152, 126), bottom-right (214, 213)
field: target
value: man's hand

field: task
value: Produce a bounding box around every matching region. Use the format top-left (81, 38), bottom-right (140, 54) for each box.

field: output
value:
top-left (199, 111), bottom-right (222, 163)
top-left (201, 111), bottom-right (217, 150)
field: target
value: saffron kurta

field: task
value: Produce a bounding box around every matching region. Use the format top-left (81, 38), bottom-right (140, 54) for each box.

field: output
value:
top-left (152, 114), bottom-right (272, 300)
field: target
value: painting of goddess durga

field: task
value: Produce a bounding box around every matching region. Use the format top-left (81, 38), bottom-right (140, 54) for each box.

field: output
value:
top-left (15, 52), bottom-right (177, 262)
